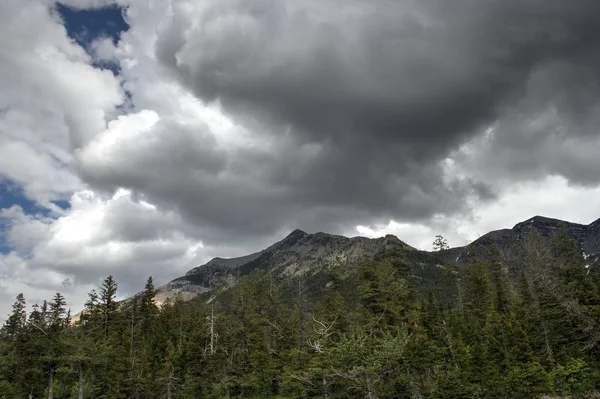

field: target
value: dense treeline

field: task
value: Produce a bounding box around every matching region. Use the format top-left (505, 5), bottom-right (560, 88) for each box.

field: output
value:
top-left (2, 229), bottom-right (600, 398)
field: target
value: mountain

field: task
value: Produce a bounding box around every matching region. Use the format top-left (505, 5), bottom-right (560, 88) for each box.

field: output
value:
top-left (439, 215), bottom-right (600, 267)
top-left (153, 215), bottom-right (600, 305)
top-left (154, 229), bottom-right (413, 305)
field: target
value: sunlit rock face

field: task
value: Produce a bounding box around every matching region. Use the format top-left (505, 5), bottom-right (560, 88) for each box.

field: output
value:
top-left (151, 215), bottom-right (600, 305)
top-left (153, 229), bottom-right (413, 304)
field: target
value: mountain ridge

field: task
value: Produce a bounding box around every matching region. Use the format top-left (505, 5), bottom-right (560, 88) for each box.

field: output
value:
top-left (153, 215), bottom-right (600, 305)
top-left (438, 215), bottom-right (600, 268)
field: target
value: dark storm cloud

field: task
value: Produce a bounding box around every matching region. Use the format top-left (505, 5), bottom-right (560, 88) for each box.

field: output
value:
top-left (161, 1), bottom-right (600, 139)
top-left (453, 58), bottom-right (600, 186)
top-left (86, 0), bottom-right (600, 242)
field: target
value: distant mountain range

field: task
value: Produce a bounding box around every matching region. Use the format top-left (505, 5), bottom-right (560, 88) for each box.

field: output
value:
top-left (151, 215), bottom-right (600, 306)
top-left (439, 215), bottom-right (600, 268)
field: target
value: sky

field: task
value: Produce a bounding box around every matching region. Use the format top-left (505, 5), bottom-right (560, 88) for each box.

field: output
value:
top-left (2, 0), bottom-right (600, 318)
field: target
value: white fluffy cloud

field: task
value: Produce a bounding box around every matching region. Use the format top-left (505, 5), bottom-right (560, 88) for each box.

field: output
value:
top-left (0, 0), bottom-right (201, 317)
top-left (0, 0), bottom-right (123, 209)
top-left (0, 189), bottom-right (210, 315)
top-left (1, 0), bottom-right (600, 321)
top-left (356, 176), bottom-right (600, 250)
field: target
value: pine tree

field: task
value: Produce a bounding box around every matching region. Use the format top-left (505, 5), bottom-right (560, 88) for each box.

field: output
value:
top-left (357, 259), bottom-right (409, 333)
top-left (99, 275), bottom-right (119, 340)
top-left (0, 294), bottom-right (27, 398)
top-left (229, 269), bottom-right (292, 396)
top-left (462, 261), bottom-right (491, 329)
top-left (45, 293), bottom-right (70, 399)
top-left (433, 235), bottom-right (449, 251)
top-left (4, 241), bottom-right (600, 399)
top-left (48, 293), bottom-right (68, 332)
top-left (90, 275), bottom-right (130, 398)
top-left (140, 276), bottom-right (158, 329)
top-left (328, 327), bottom-right (409, 398)
top-left (2, 294), bottom-right (26, 339)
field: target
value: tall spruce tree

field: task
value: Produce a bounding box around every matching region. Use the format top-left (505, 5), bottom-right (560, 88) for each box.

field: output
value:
top-left (2, 294), bottom-right (26, 340)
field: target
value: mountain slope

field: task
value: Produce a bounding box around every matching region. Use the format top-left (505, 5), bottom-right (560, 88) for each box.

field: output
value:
top-left (439, 215), bottom-right (600, 268)
top-left (155, 229), bottom-right (414, 304)
top-left (154, 215), bottom-right (600, 305)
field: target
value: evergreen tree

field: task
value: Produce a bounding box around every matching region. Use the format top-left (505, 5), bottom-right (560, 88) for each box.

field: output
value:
top-left (140, 276), bottom-right (158, 330)
top-left (44, 293), bottom-right (69, 399)
top-left (99, 275), bottom-right (119, 339)
top-left (433, 235), bottom-right (449, 251)
top-left (3, 240), bottom-right (600, 398)
top-left (1, 294), bottom-right (26, 339)
top-left (462, 261), bottom-right (491, 329)
top-left (0, 294), bottom-right (27, 398)
top-left (358, 259), bottom-right (409, 333)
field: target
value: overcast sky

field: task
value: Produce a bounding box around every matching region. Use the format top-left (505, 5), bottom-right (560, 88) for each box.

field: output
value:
top-left (2, 0), bottom-right (600, 318)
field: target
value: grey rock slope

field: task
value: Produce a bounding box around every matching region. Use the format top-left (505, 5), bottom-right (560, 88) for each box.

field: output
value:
top-left (439, 216), bottom-right (600, 268)
top-left (154, 229), bottom-right (413, 305)
top-left (154, 216), bottom-right (600, 305)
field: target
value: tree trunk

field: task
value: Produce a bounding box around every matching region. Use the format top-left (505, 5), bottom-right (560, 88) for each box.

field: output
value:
top-left (78, 361), bottom-right (84, 399)
top-left (165, 367), bottom-right (173, 399)
top-left (129, 309), bottom-right (137, 393)
top-left (177, 313), bottom-right (183, 355)
top-left (209, 303), bottom-right (215, 355)
top-left (366, 377), bottom-right (375, 399)
top-left (48, 368), bottom-right (54, 399)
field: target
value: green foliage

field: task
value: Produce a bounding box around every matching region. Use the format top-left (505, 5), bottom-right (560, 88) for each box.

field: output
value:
top-left (1, 294), bottom-right (26, 340)
top-left (328, 328), bottom-right (409, 398)
top-left (3, 233), bottom-right (600, 399)
top-left (551, 358), bottom-right (598, 398)
top-left (506, 361), bottom-right (552, 398)
top-left (358, 258), bottom-right (409, 331)
top-left (433, 234), bottom-right (449, 251)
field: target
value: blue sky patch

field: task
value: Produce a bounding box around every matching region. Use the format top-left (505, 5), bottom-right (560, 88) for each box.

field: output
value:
top-left (55, 2), bottom-right (130, 74)
top-left (0, 181), bottom-right (43, 254)
top-left (0, 182), bottom-right (73, 255)
top-left (0, 180), bottom-right (73, 254)
top-left (0, 180), bottom-right (42, 216)
top-left (56, 2), bottom-right (129, 47)
top-left (1, 4), bottom-right (131, 255)
top-left (52, 200), bottom-right (71, 211)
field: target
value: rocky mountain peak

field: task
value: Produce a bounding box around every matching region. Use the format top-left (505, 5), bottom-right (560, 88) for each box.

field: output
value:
top-left (288, 228), bottom-right (308, 237)
top-left (512, 215), bottom-right (586, 240)
top-left (155, 229), bottom-right (414, 304)
top-left (589, 218), bottom-right (600, 228)
top-left (153, 215), bottom-right (600, 306)
top-left (513, 215), bottom-right (563, 230)
top-left (275, 228), bottom-right (309, 248)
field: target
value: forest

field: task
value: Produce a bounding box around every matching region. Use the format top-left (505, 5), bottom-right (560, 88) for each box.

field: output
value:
top-left (2, 228), bottom-right (600, 399)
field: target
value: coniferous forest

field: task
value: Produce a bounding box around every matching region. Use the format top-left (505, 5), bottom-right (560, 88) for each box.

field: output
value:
top-left (2, 229), bottom-right (600, 399)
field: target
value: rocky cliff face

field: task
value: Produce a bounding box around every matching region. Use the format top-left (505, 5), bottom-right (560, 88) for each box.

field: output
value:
top-left (154, 229), bottom-right (413, 304)
top-left (439, 216), bottom-right (600, 267)
top-left (154, 215), bottom-right (600, 305)
top-left (259, 229), bottom-right (412, 277)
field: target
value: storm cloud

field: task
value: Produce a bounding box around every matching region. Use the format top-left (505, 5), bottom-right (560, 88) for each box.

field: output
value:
top-left (3, 0), bottom-right (600, 318)
top-left (79, 0), bottom-right (600, 239)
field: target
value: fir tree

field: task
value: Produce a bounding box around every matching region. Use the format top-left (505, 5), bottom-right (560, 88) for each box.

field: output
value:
top-left (1, 294), bottom-right (26, 340)
top-left (433, 235), bottom-right (449, 251)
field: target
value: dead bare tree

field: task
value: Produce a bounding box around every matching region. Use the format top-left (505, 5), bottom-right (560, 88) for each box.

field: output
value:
top-left (307, 316), bottom-right (337, 353)
top-left (159, 363), bottom-right (179, 399)
top-left (205, 303), bottom-right (218, 355)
